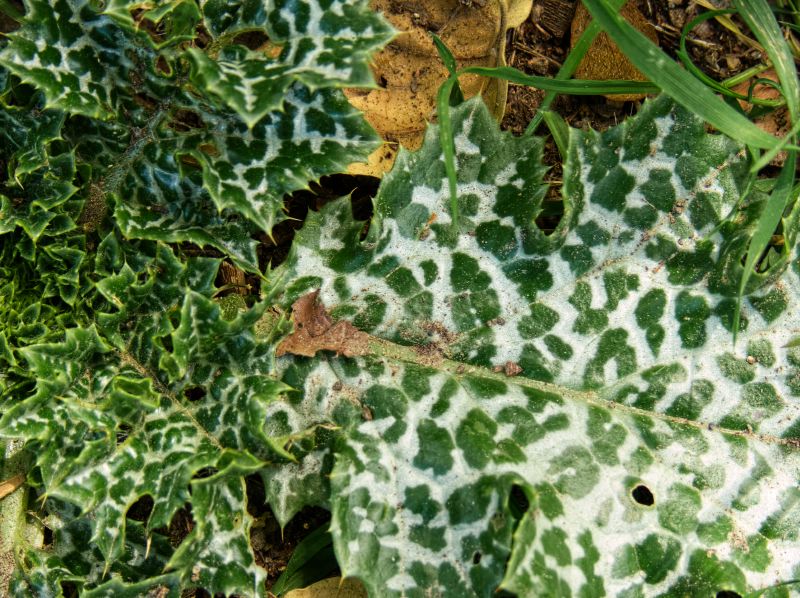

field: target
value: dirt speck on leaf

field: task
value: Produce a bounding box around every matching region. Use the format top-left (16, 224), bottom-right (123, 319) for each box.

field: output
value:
top-left (276, 291), bottom-right (371, 358)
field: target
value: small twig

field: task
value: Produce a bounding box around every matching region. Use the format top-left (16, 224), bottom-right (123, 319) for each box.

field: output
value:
top-left (0, 474), bottom-right (25, 501)
top-left (513, 41), bottom-right (563, 68)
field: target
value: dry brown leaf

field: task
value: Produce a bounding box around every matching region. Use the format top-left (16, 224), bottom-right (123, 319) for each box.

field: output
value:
top-left (346, 0), bottom-right (532, 177)
top-left (283, 577), bottom-right (368, 598)
top-left (276, 291), bottom-right (370, 358)
top-left (0, 474), bottom-right (24, 501)
top-left (570, 0), bottom-right (658, 102)
top-left (732, 69), bottom-right (790, 166)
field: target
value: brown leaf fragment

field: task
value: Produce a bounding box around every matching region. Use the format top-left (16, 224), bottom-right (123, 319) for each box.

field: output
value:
top-left (571, 1), bottom-right (658, 101)
top-left (276, 291), bottom-right (371, 358)
top-left (504, 361), bottom-right (523, 376)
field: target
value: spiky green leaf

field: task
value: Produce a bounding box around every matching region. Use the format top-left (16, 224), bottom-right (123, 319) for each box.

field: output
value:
top-left (271, 96), bottom-right (800, 596)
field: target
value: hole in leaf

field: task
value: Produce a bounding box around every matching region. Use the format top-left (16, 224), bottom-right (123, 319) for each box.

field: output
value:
top-left (127, 495), bottom-right (154, 523)
top-left (116, 423), bottom-right (132, 445)
top-left (378, 74), bottom-right (388, 89)
top-left (716, 592), bottom-right (743, 598)
top-left (153, 505), bottom-right (195, 548)
top-left (161, 334), bottom-right (174, 353)
top-left (42, 525), bottom-right (53, 547)
top-left (168, 109), bottom-right (205, 133)
top-left (534, 137), bottom-right (565, 236)
top-left (60, 581), bottom-right (79, 597)
top-left (631, 484), bottom-right (655, 506)
top-left (508, 484), bottom-right (530, 520)
top-left (472, 552), bottom-right (482, 565)
top-left (184, 387), bottom-right (206, 402)
top-left (0, 0), bottom-right (22, 34)
top-left (155, 55), bottom-right (171, 76)
top-left (193, 467), bottom-right (217, 480)
top-left (232, 30), bottom-right (271, 51)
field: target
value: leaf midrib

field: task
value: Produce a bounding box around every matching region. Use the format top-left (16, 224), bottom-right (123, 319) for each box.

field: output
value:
top-left (354, 334), bottom-right (800, 448)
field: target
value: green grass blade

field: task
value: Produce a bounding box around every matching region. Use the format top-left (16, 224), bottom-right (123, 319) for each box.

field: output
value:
top-left (431, 33), bottom-right (464, 105)
top-left (270, 524), bottom-right (336, 596)
top-left (734, 151), bottom-right (797, 342)
top-left (436, 74), bottom-right (460, 230)
top-left (734, 0), bottom-right (800, 123)
top-left (542, 110), bottom-right (569, 158)
top-left (460, 65), bottom-right (658, 95)
top-left (525, 0), bottom-right (628, 135)
top-left (678, 9), bottom-right (784, 107)
top-left (581, 0), bottom-right (791, 150)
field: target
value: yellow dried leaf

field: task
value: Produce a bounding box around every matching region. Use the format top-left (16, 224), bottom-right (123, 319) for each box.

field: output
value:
top-left (283, 577), bottom-right (368, 598)
top-left (346, 0), bottom-right (532, 177)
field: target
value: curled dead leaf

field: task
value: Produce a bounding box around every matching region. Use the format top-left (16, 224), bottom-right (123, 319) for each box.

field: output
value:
top-left (276, 291), bottom-right (371, 358)
top-left (731, 69), bottom-right (790, 166)
top-left (346, 0), bottom-right (533, 177)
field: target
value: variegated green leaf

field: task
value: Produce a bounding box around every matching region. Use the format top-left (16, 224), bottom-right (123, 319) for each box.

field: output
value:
top-left (188, 0), bottom-right (393, 128)
top-left (0, 0), bottom-right (166, 120)
top-left (1, 243), bottom-right (285, 596)
top-left (3, 0), bottom-right (387, 245)
top-left (176, 84), bottom-right (379, 234)
top-left (271, 96), bottom-right (800, 596)
top-left (10, 499), bottom-right (176, 596)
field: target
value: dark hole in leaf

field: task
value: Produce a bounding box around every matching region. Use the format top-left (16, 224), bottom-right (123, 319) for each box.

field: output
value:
top-left (631, 484), bottom-right (655, 506)
top-left (472, 552), bottom-right (482, 565)
top-left (0, 0), bottom-right (22, 34)
top-left (509, 484), bottom-right (530, 521)
top-left (161, 334), bottom-right (174, 352)
top-left (193, 467), bottom-right (217, 480)
top-left (259, 174), bottom-right (380, 269)
top-left (127, 494), bottom-right (154, 522)
top-left (378, 74), bottom-right (388, 89)
top-left (152, 505), bottom-right (195, 548)
top-left (529, 136), bottom-right (566, 236)
top-left (116, 422), bottom-right (132, 445)
top-left (168, 108), bottom-right (205, 133)
top-left (183, 386), bottom-right (206, 402)
top-left (155, 55), bottom-right (171, 76)
top-left (42, 525), bottom-right (53, 547)
top-left (716, 592), bottom-right (742, 598)
top-left (233, 30), bottom-right (271, 51)
top-left (60, 580), bottom-right (79, 597)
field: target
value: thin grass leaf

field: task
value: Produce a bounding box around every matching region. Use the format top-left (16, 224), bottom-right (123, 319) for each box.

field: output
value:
top-left (678, 9), bottom-right (784, 108)
top-left (581, 0), bottom-right (793, 150)
top-left (541, 110), bottom-right (569, 158)
top-left (722, 63), bottom-right (773, 88)
top-left (459, 65), bottom-right (658, 95)
top-left (525, 0), bottom-right (627, 135)
top-left (270, 524), bottom-right (336, 596)
top-left (431, 33), bottom-right (464, 105)
top-left (734, 0), bottom-right (800, 123)
top-left (435, 75), bottom-right (460, 230)
top-left (734, 151), bottom-right (798, 342)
